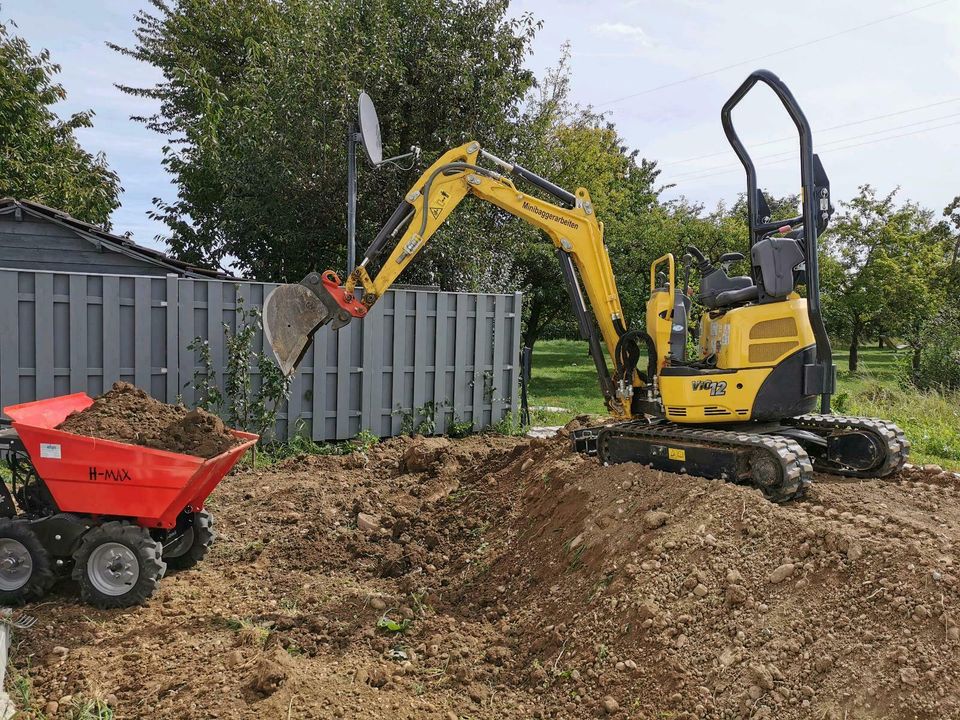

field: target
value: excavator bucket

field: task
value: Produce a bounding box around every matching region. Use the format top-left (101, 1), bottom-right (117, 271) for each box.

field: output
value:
top-left (263, 272), bottom-right (356, 376)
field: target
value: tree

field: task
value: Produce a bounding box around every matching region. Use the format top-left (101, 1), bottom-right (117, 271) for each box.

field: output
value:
top-left (822, 185), bottom-right (947, 372)
top-left (112, 0), bottom-right (539, 281)
top-left (509, 46), bottom-right (660, 348)
top-left (0, 20), bottom-right (121, 226)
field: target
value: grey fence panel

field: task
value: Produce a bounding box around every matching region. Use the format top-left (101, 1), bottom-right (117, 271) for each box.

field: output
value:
top-left (0, 269), bottom-right (523, 441)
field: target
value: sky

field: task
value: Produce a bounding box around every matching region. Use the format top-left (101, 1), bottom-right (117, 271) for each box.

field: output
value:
top-left (5, 0), bottom-right (960, 250)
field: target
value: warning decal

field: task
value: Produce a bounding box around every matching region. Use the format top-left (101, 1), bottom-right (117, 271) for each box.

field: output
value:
top-left (40, 443), bottom-right (62, 460)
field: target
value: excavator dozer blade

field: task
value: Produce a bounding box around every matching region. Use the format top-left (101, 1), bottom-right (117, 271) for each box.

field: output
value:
top-left (263, 277), bottom-right (349, 376)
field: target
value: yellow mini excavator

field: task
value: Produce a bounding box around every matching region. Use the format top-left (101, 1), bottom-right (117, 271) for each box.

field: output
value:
top-left (263, 70), bottom-right (909, 502)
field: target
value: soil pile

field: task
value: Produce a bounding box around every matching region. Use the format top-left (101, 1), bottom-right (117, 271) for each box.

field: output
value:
top-left (57, 381), bottom-right (241, 458)
top-left (10, 425), bottom-right (960, 719)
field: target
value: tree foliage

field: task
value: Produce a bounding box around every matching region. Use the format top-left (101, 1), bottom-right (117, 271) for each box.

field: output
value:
top-left (113, 0), bottom-right (539, 280)
top-left (506, 46), bottom-right (659, 347)
top-left (0, 20), bottom-right (121, 225)
top-left (821, 185), bottom-right (949, 372)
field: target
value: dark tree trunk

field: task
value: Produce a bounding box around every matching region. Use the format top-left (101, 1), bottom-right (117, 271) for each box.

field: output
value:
top-left (849, 318), bottom-right (862, 373)
top-left (913, 345), bottom-right (922, 371)
top-left (522, 300), bottom-right (542, 350)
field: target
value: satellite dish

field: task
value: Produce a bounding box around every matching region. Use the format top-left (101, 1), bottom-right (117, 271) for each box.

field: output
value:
top-left (358, 91), bottom-right (383, 166)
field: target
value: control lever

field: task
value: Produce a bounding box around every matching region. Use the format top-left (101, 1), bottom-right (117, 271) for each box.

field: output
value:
top-left (686, 245), bottom-right (712, 273)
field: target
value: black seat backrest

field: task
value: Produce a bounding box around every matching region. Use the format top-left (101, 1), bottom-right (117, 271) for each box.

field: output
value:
top-left (751, 237), bottom-right (804, 299)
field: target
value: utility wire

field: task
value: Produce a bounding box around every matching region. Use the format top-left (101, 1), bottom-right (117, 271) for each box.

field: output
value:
top-left (669, 118), bottom-right (960, 184)
top-left (668, 110), bottom-right (960, 180)
top-left (595, 0), bottom-right (953, 109)
top-left (660, 96), bottom-right (960, 167)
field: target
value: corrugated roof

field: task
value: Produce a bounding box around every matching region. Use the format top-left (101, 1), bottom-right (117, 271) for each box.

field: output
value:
top-left (0, 197), bottom-right (237, 280)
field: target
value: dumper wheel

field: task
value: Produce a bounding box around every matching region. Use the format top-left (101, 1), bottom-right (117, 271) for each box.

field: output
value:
top-left (72, 521), bottom-right (166, 609)
top-left (0, 520), bottom-right (55, 605)
top-left (164, 510), bottom-right (216, 571)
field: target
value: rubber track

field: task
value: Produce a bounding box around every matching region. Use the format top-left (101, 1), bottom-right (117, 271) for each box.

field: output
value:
top-left (786, 413), bottom-right (911, 478)
top-left (597, 421), bottom-right (814, 503)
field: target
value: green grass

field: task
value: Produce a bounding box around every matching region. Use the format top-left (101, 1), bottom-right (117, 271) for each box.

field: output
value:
top-left (528, 339), bottom-right (960, 470)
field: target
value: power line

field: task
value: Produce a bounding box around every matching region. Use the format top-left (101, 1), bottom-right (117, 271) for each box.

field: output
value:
top-left (668, 110), bottom-right (960, 180)
top-left (669, 118), bottom-right (960, 184)
top-left (659, 96), bottom-right (960, 167)
top-left (594, 0), bottom-right (953, 109)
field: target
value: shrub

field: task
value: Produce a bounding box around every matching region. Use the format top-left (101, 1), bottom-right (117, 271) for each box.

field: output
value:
top-left (903, 311), bottom-right (960, 392)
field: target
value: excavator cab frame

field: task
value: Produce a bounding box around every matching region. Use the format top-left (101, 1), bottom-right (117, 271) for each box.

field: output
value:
top-left (720, 69), bottom-right (836, 412)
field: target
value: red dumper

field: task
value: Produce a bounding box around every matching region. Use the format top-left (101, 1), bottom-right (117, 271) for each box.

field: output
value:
top-left (0, 393), bottom-right (256, 608)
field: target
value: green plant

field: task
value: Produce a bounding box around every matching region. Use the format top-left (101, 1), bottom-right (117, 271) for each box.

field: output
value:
top-left (223, 295), bottom-right (259, 430)
top-left (9, 667), bottom-right (32, 709)
top-left (185, 290), bottom-right (291, 452)
top-left (448, 416), bottom-right (474, 439)
top-left (65, 697), bottom-right (114, 720)
top-left (832, 390), bottom-right (849, 414)
top-left (376, 615), bottom-right (411, 633)
top-left (186, 337), bottom-right (223, 412)
top-left (395, 402), bottom-right (439, 436)
top-left (492, 410), bottom-right (528, 436)
top-left (227, 617), bottom-right (272, 647)
top-left (254, 423), bottom-right (379, 466)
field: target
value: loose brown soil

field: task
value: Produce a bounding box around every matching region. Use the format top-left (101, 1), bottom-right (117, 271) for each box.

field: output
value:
top-left (11, 423), bottom-right (960, 719)
top-left (57, 382), bottom-right (241, 459)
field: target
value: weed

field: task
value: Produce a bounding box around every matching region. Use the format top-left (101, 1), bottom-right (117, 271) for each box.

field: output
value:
top-left (410, 591), bottom-right (432, 616)
top-left (566, 543), bottom-right (586, 573)
top-left (491, 410), bottom-right (528, 437)
top-left (185, 291), bottom-right (291, 450)
top-left (448, 416), bottom-right (474, 438)
top-left (255, 423), bottom-right (379, 466)
top-left (227, 617), bottom-right (272, 647)
top-left (376, 615), bottom-right (411, 633)
top-left (237, 539), bottom-right (266, 561)
top-left (279, 596), bottom-right (299, 612)
top-left (396, 402), bottom-right (438, 436)
top-left (65, 697), bottom-right (114, 720)
top-left (284, 643), bottom-right (304, 657)
top-left (9, 667), bottom-right (32, 708)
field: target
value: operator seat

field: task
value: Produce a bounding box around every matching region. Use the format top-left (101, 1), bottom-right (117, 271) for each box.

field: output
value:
top-left (711, 235), bottom-right (804, 308)
top-left (697, 250), bottom-right (754, 309)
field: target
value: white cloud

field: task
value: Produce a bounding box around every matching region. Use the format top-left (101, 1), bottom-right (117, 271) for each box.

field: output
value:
top-left (591, 21), bottom-right (652, 46)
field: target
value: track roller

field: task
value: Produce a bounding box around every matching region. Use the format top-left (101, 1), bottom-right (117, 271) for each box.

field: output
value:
top-left (595, 421), bottom-right (813, 503)
top-left (783, 414), bottom-right (910, 478)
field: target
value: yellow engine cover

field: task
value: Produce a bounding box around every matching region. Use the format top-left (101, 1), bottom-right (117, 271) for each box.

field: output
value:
top-left (661, 296), bottom-right (815, 423)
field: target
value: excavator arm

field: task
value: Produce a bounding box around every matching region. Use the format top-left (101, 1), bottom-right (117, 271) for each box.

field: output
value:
top-left (263, 141), bottom-right (640, 417)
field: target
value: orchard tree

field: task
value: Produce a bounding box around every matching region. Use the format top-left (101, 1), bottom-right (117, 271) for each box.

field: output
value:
top-left (823, 185), bottom-right (946, 372)
top-left (112, 0), bottom-right (540, 281)
top-left (0, 20), bottom-right (121, 225)
top-left (505, 46), bottom-right (660, 348)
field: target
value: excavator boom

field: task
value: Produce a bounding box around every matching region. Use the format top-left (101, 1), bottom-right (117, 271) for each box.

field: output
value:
top-left (263, 141), bottom-right (638, 416)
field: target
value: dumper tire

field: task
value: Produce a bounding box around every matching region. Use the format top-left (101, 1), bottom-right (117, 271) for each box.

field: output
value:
top-left (164, 510), bottom-right (216, 571)
top-left (0, 520), bottom-right (55, 605)
top-left (72, 521), bottom-right (166, 609)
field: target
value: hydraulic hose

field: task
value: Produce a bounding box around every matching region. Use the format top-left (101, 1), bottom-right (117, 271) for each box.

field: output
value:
top-left (614, 327), bottom-right (657, 387)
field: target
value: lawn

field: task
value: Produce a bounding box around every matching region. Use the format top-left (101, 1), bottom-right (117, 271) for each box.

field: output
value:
top-left (528, 339), bottom-right (960, 470)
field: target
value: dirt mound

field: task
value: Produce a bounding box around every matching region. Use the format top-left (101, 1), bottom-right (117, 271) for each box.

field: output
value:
top-left (57, 381), bottom-right (241, 458)
top-left (9, 427), bottom-right (960, 719)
